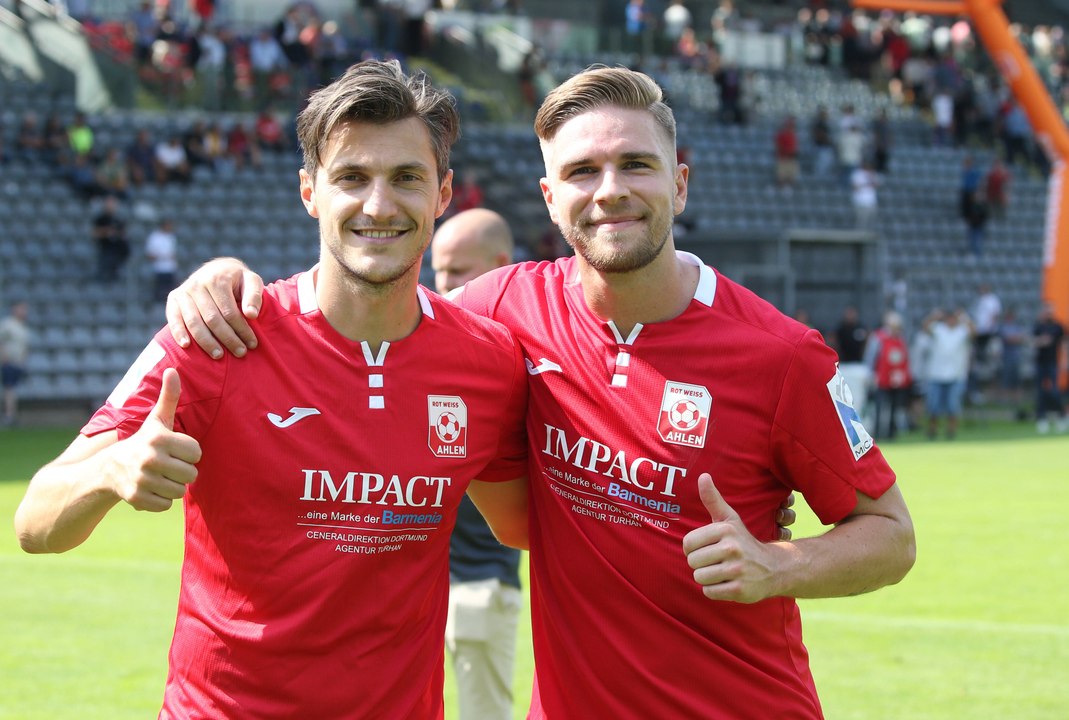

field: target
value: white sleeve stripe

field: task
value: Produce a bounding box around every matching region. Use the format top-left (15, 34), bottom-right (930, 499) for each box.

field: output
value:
top-left (107, 340), bottom-right (166, 408)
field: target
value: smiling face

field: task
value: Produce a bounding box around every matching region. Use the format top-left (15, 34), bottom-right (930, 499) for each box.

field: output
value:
top-left (300, 117), bottom-right (452, 289)
top-left (539, 106), bottom-right (687, 275)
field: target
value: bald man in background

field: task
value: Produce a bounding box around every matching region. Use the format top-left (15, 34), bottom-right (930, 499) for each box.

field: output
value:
top-left (432, 208), bottom-right (522, 720)
top-left (433, 208), bottom-right (514, 295)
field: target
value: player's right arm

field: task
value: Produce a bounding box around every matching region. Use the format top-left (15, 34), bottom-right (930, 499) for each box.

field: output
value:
top-left (165, 257), bottom-right (264, 359)
top-left (14, 369), bottom-right (201, 554)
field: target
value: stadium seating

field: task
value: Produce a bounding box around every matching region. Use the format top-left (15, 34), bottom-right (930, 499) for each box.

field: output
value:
top-left (0, 55), bottom-right (1050, 407)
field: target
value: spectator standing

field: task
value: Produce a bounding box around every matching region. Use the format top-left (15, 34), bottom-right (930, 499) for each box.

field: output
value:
top-left (1032, 303), bottom-right (1068, 434)
top-left (963, 188), bottom-right (989, 258)
top-left (997, 306), bottom-right (1026, 407)
top-left (865, 311), bottom-right (912, 440)
top-left (774, 115), bottom-right (800, 188)
top-left (871, 108), bottom-right (892, 175)
top-left (837, 105), bottom-right (865, 185)
top-left (851, 160), bottom-right (880, 229)
top-left (248, 28), bottom-right (287, 109)
top-left (971, 283), bottom-right (1002, 371)
top-left (959, 154), bottom-right (982, 220)
top-left (922, 308), bottom-right (973, 440)
top-left (662, 0), bottom-right (692, 53)
top-left (517, 46), bottom-right (545, 120)
top-left (146, 218), bottom-right (179, 303)
top-left (985, 157), bottom-right (1010, 218)
top-left (431, 209), bottom-right (521, 720)
top-left (714, 61), bottom-right (745, 125)
top-left (1001, 101), bottom-right (1032, 167)
top-left (189, 0), bottom-right (216, 28)
top-left (127, 0), bottom-right (159, 69)
top-left (834, 305), bottom-right (871, 420)
top-left (92, 195), bottom-right (130, 283)
top-left (931, 88), bottom-right (954, 145)
top-left (401, 0), bottom-right (432, 57)
top-left (810, 105), bottom-right (835, 177)
top-left (835, 305), bottom-right (869, 364)
top-left (196, 26), bottom-right (227, 111)
top-left (624, 0), bottom-right (649, 55)
top-left (0, 301), bottom-right (31, 428)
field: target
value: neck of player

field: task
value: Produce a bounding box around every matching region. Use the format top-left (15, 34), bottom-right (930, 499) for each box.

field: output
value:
top-left (578, 241), bottom-right (699, 338)
top-left (315, 263), bottom-right (423, 354)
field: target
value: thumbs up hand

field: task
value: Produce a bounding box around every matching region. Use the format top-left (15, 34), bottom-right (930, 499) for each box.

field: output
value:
top-left (110, 368), bottom-right (202, 512)
top-left (682, 473), bottom-right (783, 604)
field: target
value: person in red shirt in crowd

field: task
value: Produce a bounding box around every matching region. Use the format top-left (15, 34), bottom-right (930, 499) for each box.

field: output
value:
top-left (226, 121), bottom-right (261, 170)
top-left (254, 110), bottom-right (289, 153)
top-left (774, 115), bottom-right (800, 187)
top-left (450, 169), bottom-right (485, 215)
top-left (865, 310), bottom-right (913, 440)
top-left (985, 156), bottom-right (1010, 218)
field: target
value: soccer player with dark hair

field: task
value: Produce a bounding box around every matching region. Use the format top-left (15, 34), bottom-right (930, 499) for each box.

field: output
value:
top-left (15, 60), bottom-right (529, 718)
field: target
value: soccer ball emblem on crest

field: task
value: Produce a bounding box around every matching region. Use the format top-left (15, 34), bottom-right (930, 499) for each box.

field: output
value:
top-left (436, 411), bottom-right (461, 442)
top-left (668, 399), bottom-right (701, 431)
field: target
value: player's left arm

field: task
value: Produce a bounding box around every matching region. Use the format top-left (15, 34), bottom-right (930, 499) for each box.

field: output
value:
top-left (467, 475), bottom-right (529, 550)
top-left (683, 475), bottom-right (914, 603)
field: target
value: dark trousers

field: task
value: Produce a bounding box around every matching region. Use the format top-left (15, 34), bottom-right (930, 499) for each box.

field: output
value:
top-left (874, 387), bottom-right (909, 439)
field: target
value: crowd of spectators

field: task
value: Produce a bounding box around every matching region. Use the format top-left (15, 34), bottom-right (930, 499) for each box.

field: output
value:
top-left (73, 1), bottom-right (444, 112)
top-left (819, 286), bottom-right (1069, 439)
top-left (0, 93), bottom-right (293, 299)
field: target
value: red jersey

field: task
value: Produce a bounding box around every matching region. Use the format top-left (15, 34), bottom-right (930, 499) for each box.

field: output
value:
top-left (454, 252), bottom-right (896, 719)
top-left (873, 330), bottom-right (912, 389)
top-left (84, 270), bottom-right (528, 719)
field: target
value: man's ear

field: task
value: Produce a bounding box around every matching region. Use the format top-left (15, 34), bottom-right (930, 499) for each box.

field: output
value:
top-left (540, 177), bottom-right (560, 224)
top-left (436, 169), bottom-right (454, 219)
top-left (299, 168), bottom-right (319, 218)
top-left (673, 163), bottom-right (689, 216)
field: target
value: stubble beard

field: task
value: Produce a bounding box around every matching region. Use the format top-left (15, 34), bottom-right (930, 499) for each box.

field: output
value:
top-left (561, 215), bottom-right (672, 275)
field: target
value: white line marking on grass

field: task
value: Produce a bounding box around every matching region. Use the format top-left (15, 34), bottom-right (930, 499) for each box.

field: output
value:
top-left (803, 610), bottom-right (1069, 637)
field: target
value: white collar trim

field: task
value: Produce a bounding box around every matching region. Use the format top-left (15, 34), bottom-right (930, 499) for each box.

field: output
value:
top-left (296, 265), bottom-right (436, 321)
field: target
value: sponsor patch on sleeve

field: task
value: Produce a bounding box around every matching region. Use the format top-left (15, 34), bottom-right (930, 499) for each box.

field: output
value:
top-left (826, 365), bottom-right (874, 461)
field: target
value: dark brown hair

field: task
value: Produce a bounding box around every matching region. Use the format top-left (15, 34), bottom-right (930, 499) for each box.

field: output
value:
top-left (296, 59), bottom-right (459, 181)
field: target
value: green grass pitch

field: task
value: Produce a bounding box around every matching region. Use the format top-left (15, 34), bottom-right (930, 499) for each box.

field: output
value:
top-left (1, 424), bottom-right (1067, 719)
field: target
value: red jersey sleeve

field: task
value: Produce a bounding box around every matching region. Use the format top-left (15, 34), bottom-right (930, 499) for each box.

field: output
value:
top-left (473, 330), bottom-right (529, 483)
top-left (447, 263), bottom-right (521, 321)
top-left (770, 329), bottom-right (896, 525)
top-left (82, 328), bottom-right (227, 441)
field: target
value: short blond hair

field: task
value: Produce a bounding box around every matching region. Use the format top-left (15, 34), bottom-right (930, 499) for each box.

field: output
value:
top-left (534, 65), bottom-right (676, 147)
